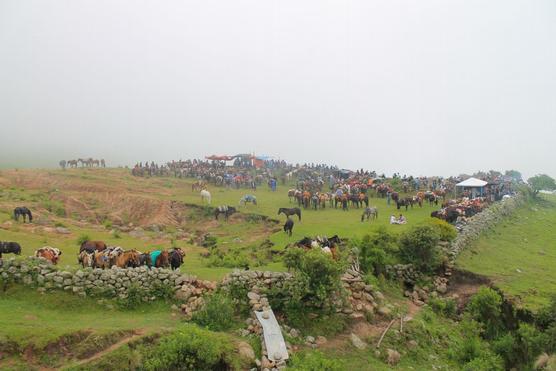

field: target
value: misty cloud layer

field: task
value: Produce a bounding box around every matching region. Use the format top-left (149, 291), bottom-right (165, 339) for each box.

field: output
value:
top-left (1, 0), bottom-right (555, 177)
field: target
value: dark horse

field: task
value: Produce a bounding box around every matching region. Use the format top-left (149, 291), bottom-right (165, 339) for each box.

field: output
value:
top-left (283, 218), bottom-right (294, 236)
top-left (0, 241), bottom-right (22, 258)
top-left (396, 197), bottom-right (414, 211)
top-left (215, 206), bottom-right (237, 221)
top-left (278, 207), bottom-right (301, 221)
top-left (80, 240), bottom-right (107, 254)
top-left (13, 207), bottom-right (32, 223)
top-left (169, 248), bottom-right (185, 270)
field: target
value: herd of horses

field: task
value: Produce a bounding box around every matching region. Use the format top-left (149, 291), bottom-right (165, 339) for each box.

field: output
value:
top-left (287, 189), bottom-right (370, 211)
top-left (60, 158), bottom-right (106, 169)
top-left (78, 241), bottom-right (185, 270)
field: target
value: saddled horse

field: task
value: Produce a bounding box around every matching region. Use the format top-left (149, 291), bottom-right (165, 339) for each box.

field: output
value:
top-left (215, 205), bottom-right (237, 221)
top-left (169, 248), bottom-right (185, 270)
top-left (139, 253), bottom-right (152, 268)
top-left (239, 194), bottom-right (257, 206)
top-left (155, 250), bottom-right (170, 268)
top-left (0, 241), bottom-right (21, 258)
top-left (13, 207), bottom-right (32, 223)
top-left (302, 191), bottom-right (311, 209)
top-left (283, 218), bottom-right (294, 236)
top-left (200, 189), bottom-right (212, 204)
top-left (278, 207), bottom-right (301, 221)
top-left (78, 250), bottom-right (95, 268)
top-left (115, 249), bottom-right (141, 268)
top-left (80, 240), bottom-right (107, 254)
top-left (361, 207), bottom-right (378, 222)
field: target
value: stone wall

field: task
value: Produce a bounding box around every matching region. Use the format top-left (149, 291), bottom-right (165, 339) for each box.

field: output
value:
top-left (0, 257), bottom-right (215, 304)
top-left (447, 194), bottom-right (525, 260)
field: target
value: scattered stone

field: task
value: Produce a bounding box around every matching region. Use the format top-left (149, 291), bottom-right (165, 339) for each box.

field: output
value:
top-left (350, 333), bottom-right (367, 350)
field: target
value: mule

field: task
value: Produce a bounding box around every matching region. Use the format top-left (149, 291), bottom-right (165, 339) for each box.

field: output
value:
top-left (278, 207), bottom-right (301, 221)
top-left (13, 207), bottom-right (32, 223)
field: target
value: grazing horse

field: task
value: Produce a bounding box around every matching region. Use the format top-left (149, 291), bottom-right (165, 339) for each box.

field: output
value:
top-left (13, 207), bottom-right (32, 223)
top-left (215, 206), bottom-right (237, 221)
top-left (80, 240), bottom-right (107, 254)
top-left (200, 189), bottom-right (212, 204)
top-left (239, 195), bottom-right (257, 206)
top-left (169, 248), bottom-right (185, 270)
top-left (0, 241), bottom-right (22, 258)
top-left (278, 207), bottom-right (301, 221)
top-left (283, 218), bottom-right (294, 236)
top-left (361, 207), bottom-right (378, 222)
top-left (35, 246), bottom-right (62, 264)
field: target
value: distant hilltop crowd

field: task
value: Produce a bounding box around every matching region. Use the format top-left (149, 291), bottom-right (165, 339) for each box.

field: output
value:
top-left (59, 158), bottom-right (106, 168)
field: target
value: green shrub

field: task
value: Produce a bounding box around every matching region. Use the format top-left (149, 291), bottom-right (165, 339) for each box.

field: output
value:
top-left (192, 293), bottom-right (236, 331)
top-left (398, 225), bottom-right (441, 273)
top-left (466, 287), bottom-right (504, 340)
top-left (289, 351), bottom-right (344, 370)
top-left (425, 218), bottom-right (457, 241)
top-left (102, 219), bottom-right (113, 229)
top-left (350, 228), bottom-right (397, 276)
top-left (428, 297), bottom-right (457, 318)
top-left (116, 284), bottom-right (143, 309)
top-left (143, 324), bottom-right (240, 371)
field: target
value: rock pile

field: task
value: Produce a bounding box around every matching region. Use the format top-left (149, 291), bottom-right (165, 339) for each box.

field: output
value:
top-left (341, 269), bottom-right (384, 319)
top-left (176, 277), bottom-right (216, 318)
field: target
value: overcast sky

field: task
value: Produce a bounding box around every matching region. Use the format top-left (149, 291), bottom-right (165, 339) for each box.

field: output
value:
top-left (0, 0), bottom-right (555, 177)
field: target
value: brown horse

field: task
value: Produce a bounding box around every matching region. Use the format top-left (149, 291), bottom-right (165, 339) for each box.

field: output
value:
top-left (78, 250), bottom-right (95, 268)
top-left (94, 251), bottom-right (111, 269)
top-left (115, 249), bottom-right (141, 268)
top-left (80, 240), bottom-right (107, 254)
top-left (155, 250), bottom-right (170, 268)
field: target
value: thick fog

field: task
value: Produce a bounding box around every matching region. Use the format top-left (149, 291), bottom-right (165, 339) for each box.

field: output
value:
top-left (0, 0), bottom-right (555, 177)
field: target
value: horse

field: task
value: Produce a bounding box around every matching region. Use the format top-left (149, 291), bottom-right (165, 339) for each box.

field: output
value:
top-left (115, 250), bottom-right (141, 268)
top-left (67, 159), bottom-right (78, 168)
top-left (91, 159), bottom-right (100, 167)
top-left (100, 159), bottom-right (106, 168)
top-left (139, 253), bottom-right (152, 268)
top-left (239, 195), bottom-right (257, 206)
top-left (391, 192), bottom-right (400, 203)
top-left (0, 241), bottom-right (22, 258)
top-left (155, 250), bottom-right (170, 268)
top-left (200, 189), bottom-right (212, 204)
top-left (359, 193), bottom-right (369, 208)
top-left (287, 189), bottom-right (298, 203)
top-left (302, 191), bottom-right (311, 209)
top-left (396, 197), bottom-right (413, 211)
top-left (361, 207), bottom-right (378, 222)
top-left (94, 250), bottom-right (111, 269)
top-left (278, 207), bottom-right (301, 221)
top-left (169, 248), bottom-right (185, 270)
top-left (13, 207), bottom-right (32, 223)
top-left (215, 206), bottom-right (237, 221)
top-left (78, 250), bottom-right (95, 268)
top-left (80, 240), bottom-right (107, 254)
top-left (35, 246), bottom-right (62, 265)
top-left (59, 160), bottom-right (67, 169)
top-left (283, 218), bottom-right (294, 236)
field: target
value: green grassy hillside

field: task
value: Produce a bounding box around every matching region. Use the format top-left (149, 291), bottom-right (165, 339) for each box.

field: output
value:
top-left (457, 194), bottom-right (556, 310)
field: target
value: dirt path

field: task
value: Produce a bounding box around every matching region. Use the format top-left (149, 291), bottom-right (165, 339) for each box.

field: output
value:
top-left (319, 302), bottom-right (422, 350)
top-left (59, 330), bottom-right (145, 370)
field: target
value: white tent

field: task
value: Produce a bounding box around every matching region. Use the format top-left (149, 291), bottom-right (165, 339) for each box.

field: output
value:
top-left (456, 177), bottom-right (488, 198)
top-left (456, 177), bottom-right (488, 187)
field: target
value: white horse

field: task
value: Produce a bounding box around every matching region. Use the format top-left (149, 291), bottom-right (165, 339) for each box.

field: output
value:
top-left (200, 189), bottom-right (212, 204)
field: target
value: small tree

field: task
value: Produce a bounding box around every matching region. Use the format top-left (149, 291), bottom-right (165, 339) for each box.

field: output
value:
top-left (528, 174), bottom-right (556, 195)
top-left (398, 225), bottom-right (441, 273)
top-left (466, 287), bottom-right (504, 340)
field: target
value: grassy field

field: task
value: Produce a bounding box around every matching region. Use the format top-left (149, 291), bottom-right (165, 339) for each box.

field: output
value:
top-left (457, 194), bottom-right (556, 310)
top-left (0, 168), bottom-right (439, 280)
